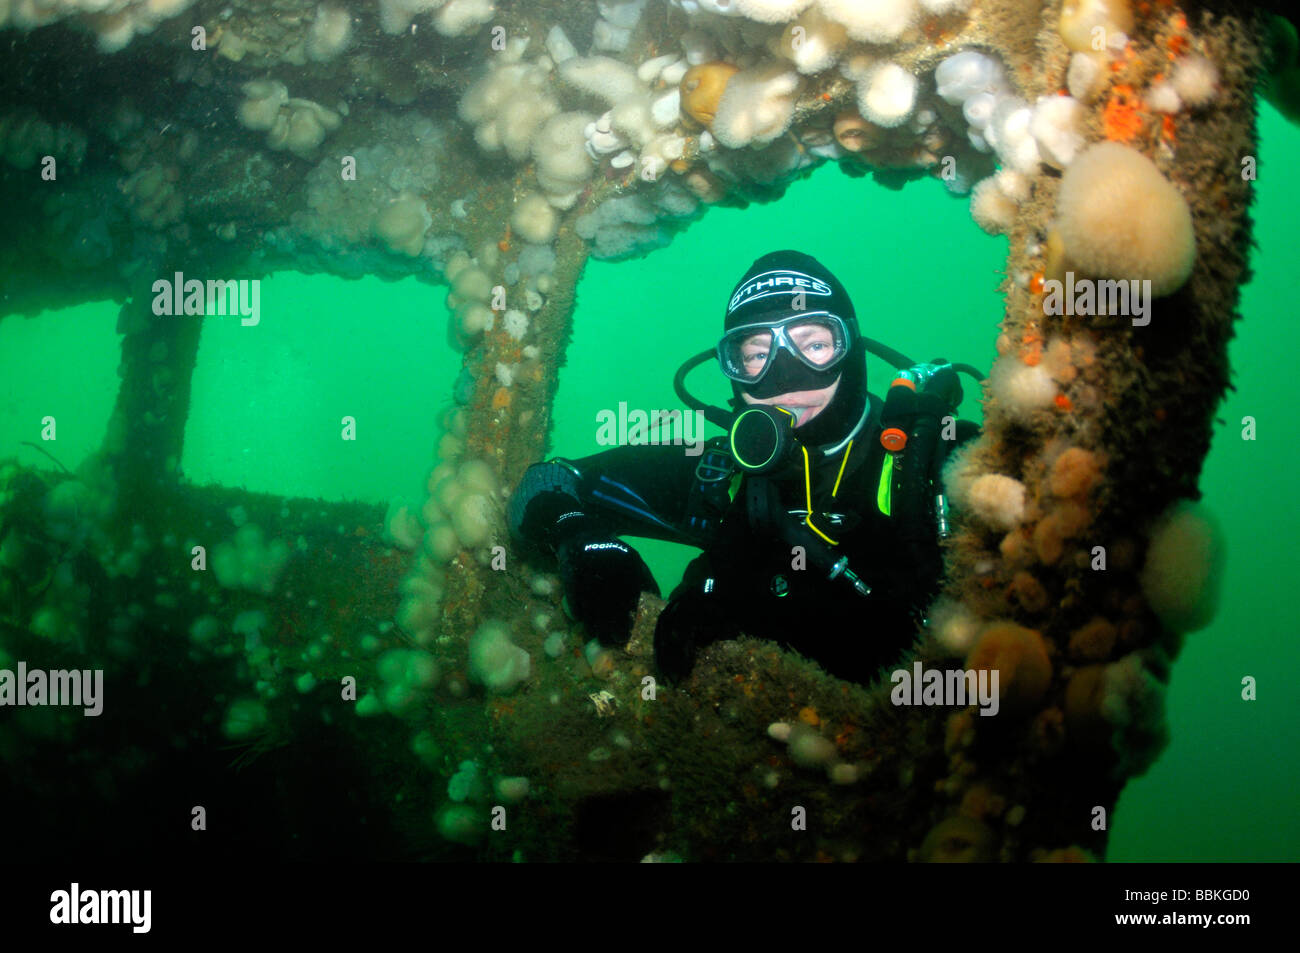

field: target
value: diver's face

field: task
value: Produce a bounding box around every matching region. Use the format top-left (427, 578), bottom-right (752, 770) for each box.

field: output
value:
top-left (740, 377), bottom-right (839, 426)
top-left (734, 323), bottom-right (841, 425)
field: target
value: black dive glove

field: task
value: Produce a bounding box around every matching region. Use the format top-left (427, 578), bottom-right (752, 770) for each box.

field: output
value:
top-left (556, 520), bottom-right (659, 646)
top-left (653, 578), bottom-right (741, 684)
top-left (517, 488), bottom-right (658, 645)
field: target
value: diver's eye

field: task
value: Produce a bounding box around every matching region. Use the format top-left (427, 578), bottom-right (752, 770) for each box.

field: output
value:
top-left (789, 324), bottom-right (835, 364)
top-left (797, 339), bottom-right (834, 364)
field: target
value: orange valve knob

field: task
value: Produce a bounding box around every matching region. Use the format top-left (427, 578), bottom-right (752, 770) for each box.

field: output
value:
top-left (880, 427), bottom-right (908, 452)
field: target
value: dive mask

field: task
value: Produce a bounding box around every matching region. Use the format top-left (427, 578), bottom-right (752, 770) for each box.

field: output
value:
top-left (717, 311), bottom-right (853, 385)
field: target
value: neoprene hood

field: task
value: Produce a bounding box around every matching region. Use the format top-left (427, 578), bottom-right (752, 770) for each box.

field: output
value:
top-left (723, 250), bottom-right (868, 449)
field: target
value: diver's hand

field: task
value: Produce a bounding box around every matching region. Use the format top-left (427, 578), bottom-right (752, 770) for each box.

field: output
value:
top-left (556, 530), bottom-right (659, 647)
top-left (653, 584), bottom-right (740, 684)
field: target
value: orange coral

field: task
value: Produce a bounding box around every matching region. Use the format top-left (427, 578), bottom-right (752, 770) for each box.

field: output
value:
top-left (1000, 528), bottom-right (1034, 567)
top-left (1049, 447), bottom-right (1104, 498)
top-left (1020, 329), bottom-right (1044, 366)
top-left (679, 62), bottom-right (739, 126)
top-left (1068, 617), bottom-right (1118, 661)
top-left (1033, 501), bottom-right (1091, 564)
top-left (1102, 85), bottom-right (1144, 142)
top-left (965, 622), bottom-right (1052, 714)
top-left (1033, 518), bottom-right (1065, 565)
top-left (491, 386), bottom-right (511, 410)
top-left (1043, 338), bottom-right (1077, 384)
top-left (1009, 571), bottom-right (1050, 613)
top-left (835, 112), bottom-right (889, 154)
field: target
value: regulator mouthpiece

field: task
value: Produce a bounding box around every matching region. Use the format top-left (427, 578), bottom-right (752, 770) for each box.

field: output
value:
top-left (729, 406), bottom-right (801, 475)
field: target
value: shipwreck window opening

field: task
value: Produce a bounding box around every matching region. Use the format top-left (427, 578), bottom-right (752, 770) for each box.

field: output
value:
top-left (553, 159), bottom-right (1000, 599)
top-left (181, 270), bottom-right (459, 506)
top-left (0, 299), bottom-right (121, 476)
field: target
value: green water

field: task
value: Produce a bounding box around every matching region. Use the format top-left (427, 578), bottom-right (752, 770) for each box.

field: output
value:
top-left (2, 102), bottom-right (1295, 862)
top-left (555, 104), bottom-right (1300, 862)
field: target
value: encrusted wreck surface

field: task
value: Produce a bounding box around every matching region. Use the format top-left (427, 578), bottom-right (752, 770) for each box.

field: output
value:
top-left (0, 0), bottom-right (1261, 859)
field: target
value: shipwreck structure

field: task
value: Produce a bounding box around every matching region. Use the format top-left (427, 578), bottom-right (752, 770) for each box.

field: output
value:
top-left (0, 0), bottom-right (1267, 860)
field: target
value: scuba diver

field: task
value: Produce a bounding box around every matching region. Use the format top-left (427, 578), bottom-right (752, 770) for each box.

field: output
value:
top-left (507, 250), bottom-right (981, 685)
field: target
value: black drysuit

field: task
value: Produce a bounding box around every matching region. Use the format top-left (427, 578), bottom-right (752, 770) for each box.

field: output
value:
top-left (509, 395), bottom-right (964, 685)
